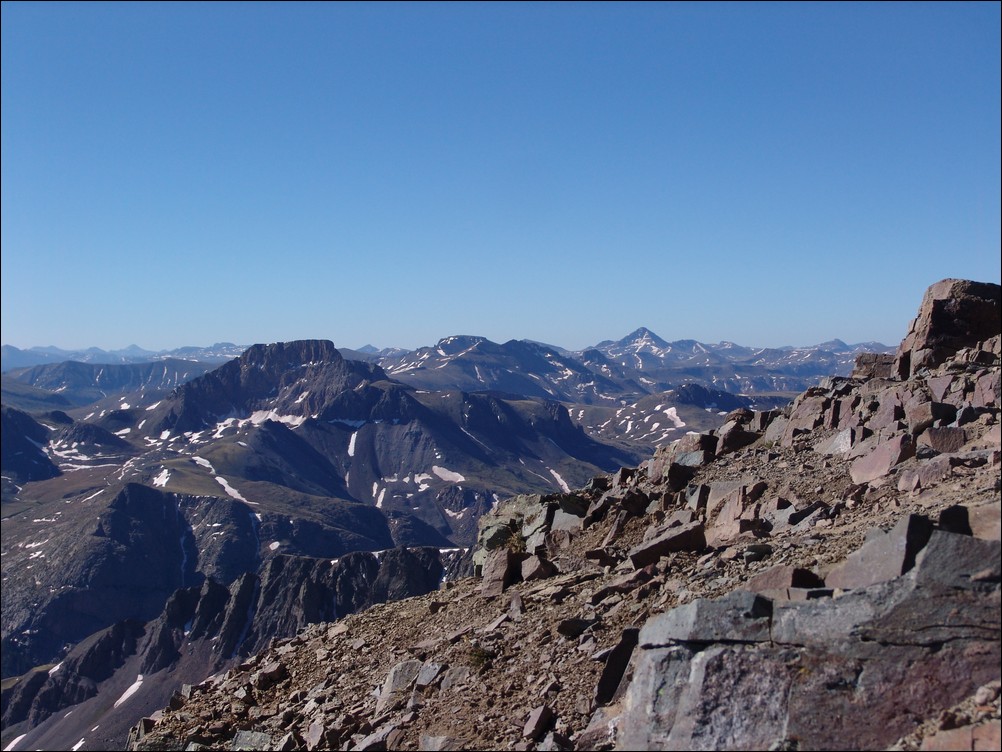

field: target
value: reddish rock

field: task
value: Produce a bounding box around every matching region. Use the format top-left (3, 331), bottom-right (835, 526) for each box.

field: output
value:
top-left (921, 721), bottom-right (1002, 751)
top-left (918, 426), bottom-right (968, 454)
top-left (813, 428), bottom-right (857, 456)
top-left (706, 487), bottom-right (766, 547)
top-left (674, 449), bottom-right (716, 467)
top-left (523, 705), bottom-right (553, 740)
top-left (662, 462), bottom-right (698, 491)
top-left (966, 501), bottom-right (1001, 541)
top-left (304, 720), bottom-right (328, 751)
top-left (594, 628), bottom-right (640, 705)
top-left (926, 374), bottom-right (956, 402)
top-left (852, 352), bottom-right (895, 379)
top-left (480, 549), bottom-right (521, 597)
top-left (897, 455), bottom-right (952, 492)
top-left (375, 659), bottom-right (422, 714)
top-left (252, 660), bottom-right (288, 690)
top-left (521, 555), bottom-right (556, 582)
top-left (906, 401), bottom-right (957, 434)
top-left (612, 467), bottom-right (636, 487)
top-left (973, 371), bottom-right (1001, 408)
top-left (716, 421), bottom-right (760, 455)
top-left (745, 565), bottom-right (824, 593)
top-left (685, 484), bottom-right (710, 511)
top-left (782, 396), bottom-right (830, 445)
top-left (868, 397), bottom-right (905, 431)
top-left (705, 480), bottom-right (749, 516)
top-left (665, 508), bottom-right (697, 528)
top-left (674, 432), bottom-right (719, 456)
top-left (894, 279), bottom-right (1002, 379)
top-left (627, 521), bottom-right (706, 568)
top-left (850, 434), bottom-right (915, 484)
top-left (550, 508), bottom-right (583, 534)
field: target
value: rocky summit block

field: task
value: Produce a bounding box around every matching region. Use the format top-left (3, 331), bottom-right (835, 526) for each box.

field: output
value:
top-left (894, 279), bottom-right (1001, 379)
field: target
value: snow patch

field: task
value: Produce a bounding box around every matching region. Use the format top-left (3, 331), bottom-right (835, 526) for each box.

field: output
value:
top-left (662, 407), bottom-right (686, 428)
top-left (3, 734), bottom-right (27, 751)
top-left (548, 468), bottom-right (571, 493)
top-left (348, 431), bottom-right (358, 457)
top-left (113, 674), bottom-right (144, 708)
top-left (432, 466), bottom-right (465, 483)
top-left (247, 410), bottom-right (307, 428)
top-left (152, 468), bottom-right (170, 488)
top-left (268, 541), bottom-right (280, 551)
top-left (215, 477), bottom-right (256, 504)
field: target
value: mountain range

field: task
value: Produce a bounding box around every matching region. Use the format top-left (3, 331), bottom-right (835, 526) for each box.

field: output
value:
top-left (1, 323), bottom-right (915, 750)
top-left (4, 329), bottom-right (891, 397)
top-left (0, 278), bottom-right (997, 751)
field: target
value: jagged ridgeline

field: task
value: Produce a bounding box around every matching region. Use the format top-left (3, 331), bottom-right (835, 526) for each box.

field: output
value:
top-left (0, 280), bottom-right (997, 752)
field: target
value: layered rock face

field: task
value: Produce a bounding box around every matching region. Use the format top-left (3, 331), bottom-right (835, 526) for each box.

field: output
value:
top-left (894, 278), bottom-right (1000, 379)
top-left (617, 529), bottom-right (1000, 751)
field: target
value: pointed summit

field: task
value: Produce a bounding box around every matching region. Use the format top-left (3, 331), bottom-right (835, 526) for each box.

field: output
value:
top-left (620, 327), bottom-right (670, 349)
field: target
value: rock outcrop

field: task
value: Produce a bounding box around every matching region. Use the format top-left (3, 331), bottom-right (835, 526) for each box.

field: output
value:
top-left (894, 278), bottom-right (1001, 379)
top-left (617, 528), bottom-right (1000, 751)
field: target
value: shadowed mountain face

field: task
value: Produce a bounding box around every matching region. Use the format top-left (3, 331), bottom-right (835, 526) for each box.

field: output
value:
top-left (0, 340), bottom-right (642, 702)
top-left (1, 407), bottom-right (61, 491)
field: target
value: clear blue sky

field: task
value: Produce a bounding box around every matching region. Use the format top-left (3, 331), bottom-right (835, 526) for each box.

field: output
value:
top-left (2, 2), bottom-right (999, 352)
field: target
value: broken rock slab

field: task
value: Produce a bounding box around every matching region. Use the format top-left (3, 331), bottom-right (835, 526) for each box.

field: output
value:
top-left (825, 513), bottom-right (934, 590)
top-left (618, 525), bottom-right (1001, 752)
top-left (849, 433), bottom-right (916, 484)
top-left (627, 521), bottom-right (705, 568)
top-left (744, 565), bottom-right (824, 594)
top-left (639, 590), bottom-right (773, 647)
top-left (523, 704), bottom-right (554, 741)
top-left (375, 659), bottom-right (422, 714)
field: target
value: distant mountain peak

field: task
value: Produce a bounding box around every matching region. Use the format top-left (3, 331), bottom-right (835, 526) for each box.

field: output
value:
top-left (623, 327), bottom-right (667, 345)
top-left (817, 338), bottom-right (850, 352)
top-left (611, 327), bottom-right (671, 355)
top-left (435, 335), bottom-right (487, 355)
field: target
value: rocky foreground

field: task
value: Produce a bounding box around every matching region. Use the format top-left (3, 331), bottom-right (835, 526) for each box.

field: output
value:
top-left (112, 280), bottom-right (1000, 750)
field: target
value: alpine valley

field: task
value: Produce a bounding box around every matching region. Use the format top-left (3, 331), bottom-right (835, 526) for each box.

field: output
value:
top-left (3, 290), bottom-right (999, 752)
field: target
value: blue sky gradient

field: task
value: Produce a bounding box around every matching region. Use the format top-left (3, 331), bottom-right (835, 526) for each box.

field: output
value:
top-left (2, 2), bottom-right (999, 352)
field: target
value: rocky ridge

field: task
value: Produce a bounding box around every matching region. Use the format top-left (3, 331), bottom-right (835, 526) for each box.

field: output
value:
top-left (107, 279), bottom-right (1001, 752)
